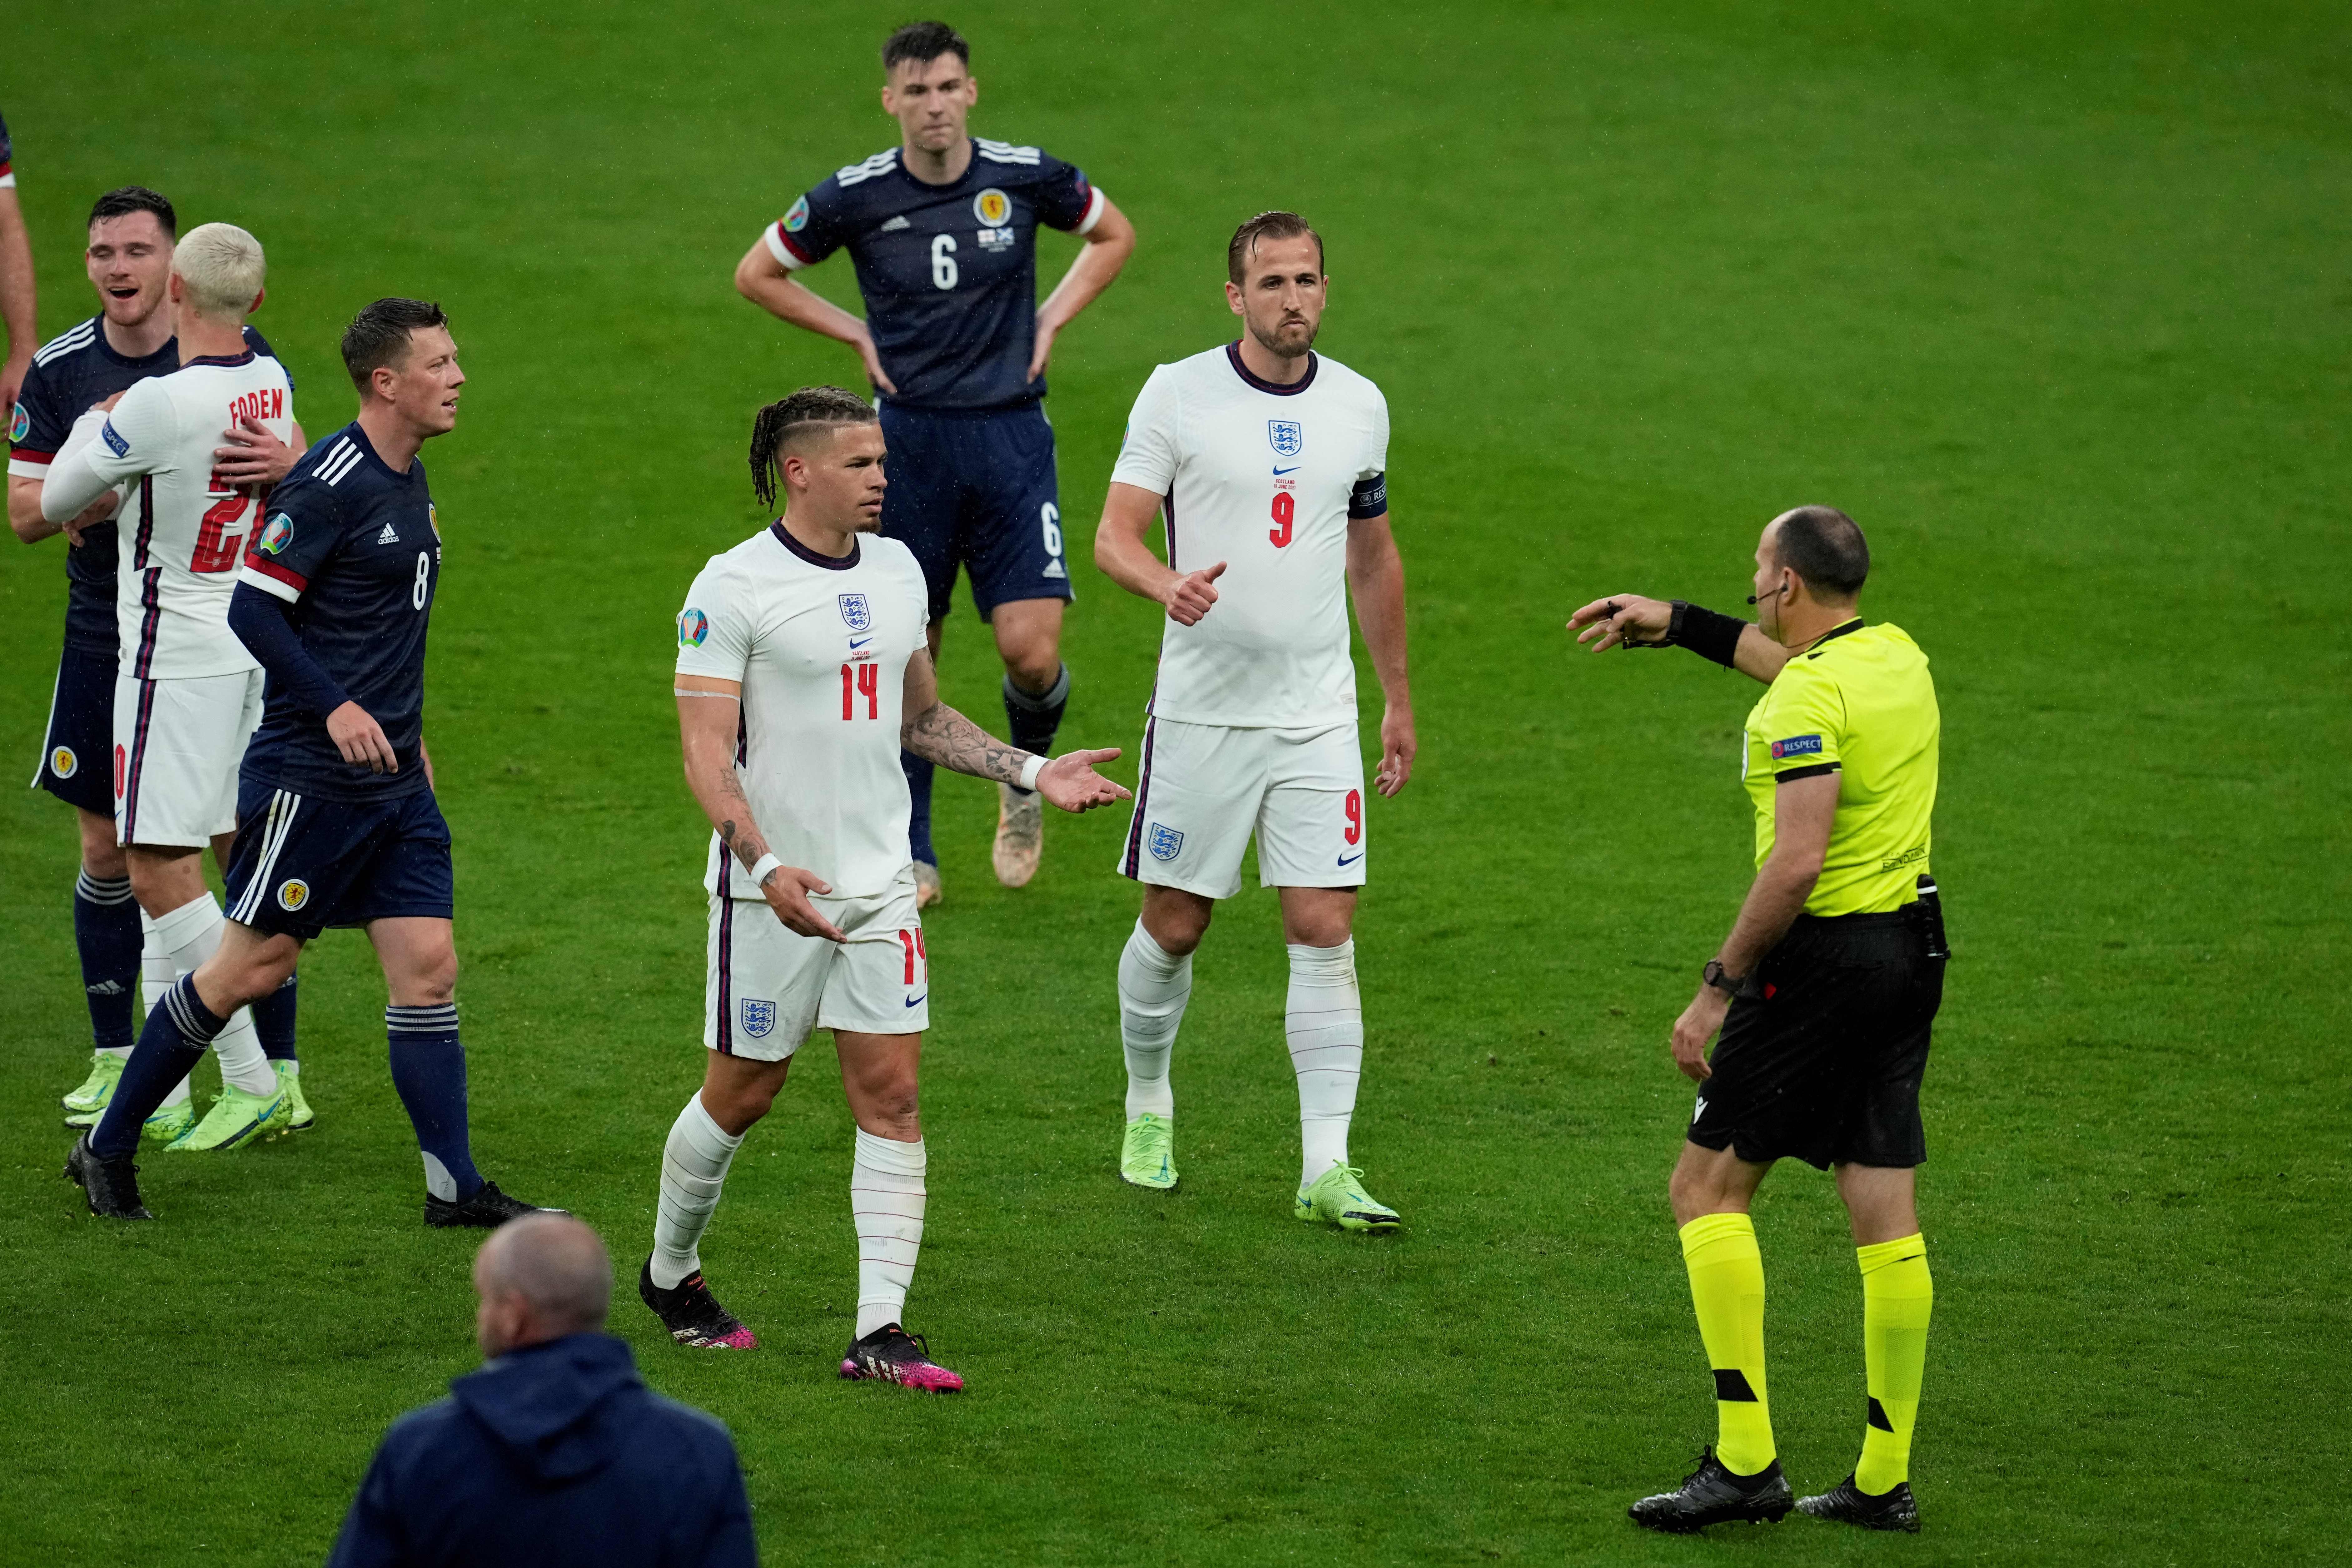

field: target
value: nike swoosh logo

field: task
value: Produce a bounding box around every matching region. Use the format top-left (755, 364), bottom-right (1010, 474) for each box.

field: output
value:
top-left (905, 994), bottom-right (927, 1007)
top-left (1336, 852), bottom-right (1363, 866)
top-left (1273, 466), bottom-right (1300, 475)
top-left (850, 638), bottom-right (872, 649)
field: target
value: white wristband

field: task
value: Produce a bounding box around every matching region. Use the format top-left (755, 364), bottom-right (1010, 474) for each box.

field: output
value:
top-left (1018, 755), bottom-right (1047, 791)
top-left (748, 853), bottom-right (783, 889)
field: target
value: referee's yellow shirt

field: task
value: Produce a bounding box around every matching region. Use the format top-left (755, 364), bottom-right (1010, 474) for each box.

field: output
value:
top-left (1741, 620), bottom-right (1940, 916)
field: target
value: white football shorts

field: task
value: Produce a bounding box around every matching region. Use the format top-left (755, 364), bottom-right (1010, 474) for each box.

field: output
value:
top-left (704, 865), bottom-right (929, 1059)
top-left (112, 668), bottom-right (265, 848)
top-left (1115, 717), bottom-right (1368, 900)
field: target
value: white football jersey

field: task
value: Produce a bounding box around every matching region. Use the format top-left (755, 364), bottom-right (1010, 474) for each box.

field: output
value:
top-left (55, 348), bottom-right (296, 678)
top-left (1111, 344), bottom-right (1390, 728)
top-left (675, 523), bottom-right (931, 901)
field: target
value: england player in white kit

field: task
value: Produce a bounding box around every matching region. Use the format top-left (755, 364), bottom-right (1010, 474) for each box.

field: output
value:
top-left (642, 388), bottom-right (1128, 1389)
top-left (42, 222), bottom-right (305, 1151)
top-left (1095, 213), bottom-right (1417, 1230)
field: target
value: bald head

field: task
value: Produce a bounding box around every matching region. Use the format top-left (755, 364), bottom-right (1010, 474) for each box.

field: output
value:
top-left (473, 1214), bottom-right (612, 1356)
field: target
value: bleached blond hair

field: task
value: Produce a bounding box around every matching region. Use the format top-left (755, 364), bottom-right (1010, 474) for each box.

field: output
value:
top-left (172, 222), bottom-right (266, 321)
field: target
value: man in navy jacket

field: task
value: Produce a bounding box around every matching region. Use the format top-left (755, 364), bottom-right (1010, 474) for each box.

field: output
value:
top-left (328, 1214), bottom-right (757, 1567)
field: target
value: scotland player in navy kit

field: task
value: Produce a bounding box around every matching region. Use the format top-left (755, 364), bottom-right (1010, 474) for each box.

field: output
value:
top-left (12, 187), bottom-right (306, 1138)
top-left (68, 300), bottom-right (559, 1227)
top-left (734, 20), bottom-right (1135, 903)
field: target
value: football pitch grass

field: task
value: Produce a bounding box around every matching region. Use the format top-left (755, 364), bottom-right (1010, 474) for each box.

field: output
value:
top-left (2, 2), bottom-right (2346, 1562)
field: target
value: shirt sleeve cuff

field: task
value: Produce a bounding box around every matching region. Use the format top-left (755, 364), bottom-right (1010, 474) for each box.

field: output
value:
top-left (1773, 762), bottom-right (1840, 783)
top-left (1075, 186), bottom-right (1107, 236)
top-left (237, 561), bottom-right (305, 601)
top-left (0, 170), bottom-right (15, 190)
top-left (8, 454), bottom-right (53, 479)
top-left (764, 223), bottom-right (810, 271)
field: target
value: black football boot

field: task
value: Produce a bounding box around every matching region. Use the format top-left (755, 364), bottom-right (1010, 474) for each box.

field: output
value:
top-left (424, 1179), bottom-right (565, 1228)
top-left (1628, 1447), bottom-right (1794, 1533)
top-left (65, 1133), bottom-right (153, 1220)
top-left (1798, 1473), bottom-right (1920, 1532)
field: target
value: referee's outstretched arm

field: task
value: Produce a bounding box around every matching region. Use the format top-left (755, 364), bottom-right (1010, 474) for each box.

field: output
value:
top-left (1566, 591), bottom-right (1788, 681)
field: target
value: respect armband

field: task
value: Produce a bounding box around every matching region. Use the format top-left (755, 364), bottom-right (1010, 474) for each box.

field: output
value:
top-left (1667, 601), bottom-right (1747, 668)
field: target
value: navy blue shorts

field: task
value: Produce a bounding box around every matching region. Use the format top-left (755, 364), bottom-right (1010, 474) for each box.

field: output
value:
top-left (879, 401), bottom-right (1071, 621)
top-left (31, 643), bottom-right (117, 816)
top-left (222, 777), bottom-right (455, 940)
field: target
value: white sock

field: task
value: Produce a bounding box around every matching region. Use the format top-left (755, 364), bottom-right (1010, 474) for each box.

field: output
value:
top-left (1287, 939), bottom-right (1363, 1187)
top-left (152, 893), bottom-right (276, 1096)
top-left (651, 1092), bottom-right (744, 1290)
top-left (1118, 918), bottom-right (1191, 1121)
top-left (852, 1128), bottom-right (927, 1338)
top-left (140, 911), bottom-right (193, 1106)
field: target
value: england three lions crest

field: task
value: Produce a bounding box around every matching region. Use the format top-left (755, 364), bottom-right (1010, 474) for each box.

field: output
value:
top-left (1267, 420), bottom-right (1304, 457)
top-left (1147, 823), bottom-right (1185, 862)
top-left (838, 593), bottom-right (872, 632)
top-left (739, 998), bottom-right (777, 1040)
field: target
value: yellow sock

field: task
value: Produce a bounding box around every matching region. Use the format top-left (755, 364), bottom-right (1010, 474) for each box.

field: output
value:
top-left (1855, 1233), bottom-right (1933, 1494)
top-left (1678, 1212), bottom-right (1774, 1475)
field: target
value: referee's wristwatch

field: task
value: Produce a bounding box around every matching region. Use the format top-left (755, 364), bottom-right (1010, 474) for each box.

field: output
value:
top-left (1702, 959), bottom-right (1752, 1000)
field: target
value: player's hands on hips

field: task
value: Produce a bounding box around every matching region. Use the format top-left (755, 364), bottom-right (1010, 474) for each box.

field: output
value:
top-left (1671, 985), bottom-right (1732, 1081)
top-left (214, 415), bottom-right (303, 488)
top-left (1375, 704), bottom-right (1416, 796)
top-left (1162, 561), bottom-right (1226, 626)
top-left (853, 329), bottom-right (899, 397)
top-left (1036, 748), bottom-right (1132, 814)
top-left (328, 701), bottom-right (400, 773)
top-left (760, 865), bottom-right (846, 943)
top-left (1568, 593), bottom-right (1672, 652)
top-left (1026, 316), bottom-right (1060, 383)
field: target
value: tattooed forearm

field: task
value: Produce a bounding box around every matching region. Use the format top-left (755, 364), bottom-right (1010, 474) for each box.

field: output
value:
top-left (902, 699), bottom-right (1032, 784)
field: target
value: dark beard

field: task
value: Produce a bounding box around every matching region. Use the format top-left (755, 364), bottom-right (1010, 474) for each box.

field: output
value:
top-left (1246, 314), bottom-right (1318, 360)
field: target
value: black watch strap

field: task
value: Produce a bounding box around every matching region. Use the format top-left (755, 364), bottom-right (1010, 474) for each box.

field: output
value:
top-left (1703, 959), bottom-right (1751, 998)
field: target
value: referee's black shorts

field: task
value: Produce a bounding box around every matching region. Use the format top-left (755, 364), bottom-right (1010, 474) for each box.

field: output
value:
top-left (1687, 903), bottom-right (1945, 1170)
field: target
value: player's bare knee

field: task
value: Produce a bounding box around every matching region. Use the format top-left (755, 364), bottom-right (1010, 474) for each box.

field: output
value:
top-left (77, 812), bottom-right (127, 878)
top-left (1141, 888), bottom-right (1212, 954)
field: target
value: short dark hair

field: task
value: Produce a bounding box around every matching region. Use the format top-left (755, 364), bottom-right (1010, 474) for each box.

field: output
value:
top-left (1227, 211), bottom-right (1323, 286)
top-left (883, 21), bottom-right (969, 75)
top-left (88, 186), bottom-right (177, 239)
top-left (341, 298), bottom-right (450, 394)
top-left (1772, 505), bottom-right (1870, 599)
top-left (750, 386), bottom-right (880, 507)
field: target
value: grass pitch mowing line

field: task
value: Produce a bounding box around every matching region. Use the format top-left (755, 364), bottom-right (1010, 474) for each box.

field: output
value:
top-left (1, 2), bottom-right (2345, 1562)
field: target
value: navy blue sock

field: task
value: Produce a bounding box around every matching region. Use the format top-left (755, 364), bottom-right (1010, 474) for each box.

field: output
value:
top-left (90, 976), bottom-right (219, 1159)
top-left (386, 1005), bottom-right (481, 1201)
top-left (1003, 664), bottom-right (1071, 795)
top-left (901, 749), bottom-right (937, 866)
top-left (253, 971), bottom-right (298, 1062)
top-left (73, 871), bottom-right (141, 1051)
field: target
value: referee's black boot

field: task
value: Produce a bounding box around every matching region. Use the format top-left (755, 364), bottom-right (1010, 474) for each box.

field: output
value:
top-left (1797, 1473), bottom-right (1920, 1533)
top-left (1628, 1447), bottom-right (1793, 1533)
top-left (65, 1132), bottom-right (153, 1221)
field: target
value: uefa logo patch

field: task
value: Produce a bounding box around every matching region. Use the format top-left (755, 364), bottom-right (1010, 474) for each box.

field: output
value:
top-left (8, 401), bottom-right (27, 444)
top-left (1267, 420), bottom-right (1303, 457)
top-left (259, 513), bottom-right (293, 555)
top-left (1147, 823), bottom-right (1184, 862)
top-left (679, 608), bottom-right (709, 648)
top-left (739, 998), bottom-right (776, 1039)
top-left (49, 746), bottom-right (77, 779)
top-left (972, 187), bottom-right (1011, 227)
top-left (783, 195), bottom-right (811, 233)
top-left (277, 879), bottom-right (311, 911)
top-left (101, 419), bottom-right (130, 458)
top-left (1769, 734), bottom-right (1824, 761)
top-left (838, 593), bottom-right (872, 632)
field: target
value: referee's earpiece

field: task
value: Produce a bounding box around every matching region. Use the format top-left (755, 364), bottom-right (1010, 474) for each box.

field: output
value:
top-left (1747, 584), bottom-right (1785, 606)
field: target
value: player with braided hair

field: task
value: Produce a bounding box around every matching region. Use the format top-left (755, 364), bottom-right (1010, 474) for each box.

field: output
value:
top-left (639, 388), bottom-right (1129, 1387)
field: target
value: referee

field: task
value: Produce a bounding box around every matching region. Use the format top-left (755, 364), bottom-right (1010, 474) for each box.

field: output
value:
top-left (1570, 506), bottom-right (1945, 1536)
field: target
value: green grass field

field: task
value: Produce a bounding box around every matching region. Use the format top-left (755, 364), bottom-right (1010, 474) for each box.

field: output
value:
top-left (3, 2), bottom-right (2347, 1562)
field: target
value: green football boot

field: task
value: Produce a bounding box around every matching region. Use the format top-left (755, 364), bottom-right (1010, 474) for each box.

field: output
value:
top-left (276, 1062), bottom-right (315, 1131)
top-left (164, 1081), bottom-right (292, 1153)
top-left (62, 1050), bottom-right (126, 1117)
top-left (1294, 1162), bottom-right (1401, 1233)
top-left (1120, 1114), bottom-right (1177, 1189)
top-left (141, 1099), bottom-right (199, 1145)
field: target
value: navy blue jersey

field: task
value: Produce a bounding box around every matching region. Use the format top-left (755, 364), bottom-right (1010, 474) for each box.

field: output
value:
top-left (236, 423), bottom-right (439, 801)
top-left (766, 138), bottom-right (1101, 411)
top-left (10, 320), bottom-right (283, 655)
